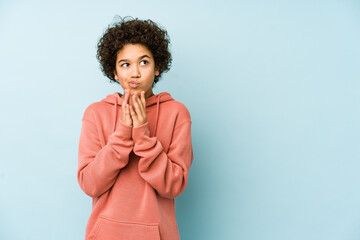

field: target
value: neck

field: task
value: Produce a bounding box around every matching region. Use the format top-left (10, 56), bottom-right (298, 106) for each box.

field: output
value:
top-left (145, 90), bottom-right (154, 99)
top-left (120, 90), bottom-right (155, 101)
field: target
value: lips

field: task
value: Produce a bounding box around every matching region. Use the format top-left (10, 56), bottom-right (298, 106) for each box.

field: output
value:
top-left (129, 82), bottom-right (139, 88)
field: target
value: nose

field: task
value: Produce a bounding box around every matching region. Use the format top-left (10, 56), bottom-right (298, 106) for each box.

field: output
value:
top-left (131, 65), bottom-right (141, 78)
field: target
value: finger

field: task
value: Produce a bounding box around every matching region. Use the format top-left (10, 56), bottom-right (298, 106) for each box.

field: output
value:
top-left (134, 93), bottom-right (146, 119)
top-left (124, 89), bottom-right (130, 105)
top-left (140, 91), bottom-right (146, 109)
top-left (132, 93), bottom-right (141, 114)
top-left (129, 105), bottom-right (137, 118)
top-left (122, 89), bottom-right (130, 111)
top-left (134, 92), bottom-right (145, 116)
top-left (125, 104), bottom-right (132, 120)
top-left (139, 91), bottom-right (146, 115)
top-left (121, 91), bottom-right (126, 111)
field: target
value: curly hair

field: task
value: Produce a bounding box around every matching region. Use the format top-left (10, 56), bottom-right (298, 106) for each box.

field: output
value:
top-left (96, 16), bottom-right (172, 86)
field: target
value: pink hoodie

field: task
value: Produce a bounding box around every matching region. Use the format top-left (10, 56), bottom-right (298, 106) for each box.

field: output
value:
top-left (77, 91), bottom-right (193, 240)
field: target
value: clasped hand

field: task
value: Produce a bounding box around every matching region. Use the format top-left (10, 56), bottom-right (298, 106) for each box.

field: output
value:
top-left (120, 89), bottom-right (147, 128)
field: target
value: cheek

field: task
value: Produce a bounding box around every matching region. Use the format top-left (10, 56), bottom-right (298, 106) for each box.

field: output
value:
top-left (146, 70), bottom-right (156, 80)
top-left (118, 78), bottom-right (127, 88)
top-left (117, 72), bottom-right (127, 82)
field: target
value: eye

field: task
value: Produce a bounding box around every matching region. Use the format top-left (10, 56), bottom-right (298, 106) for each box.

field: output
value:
top-left (140, 60), bottom-right (148, 65)
top-left (121, 63), bottom-right (129, 67)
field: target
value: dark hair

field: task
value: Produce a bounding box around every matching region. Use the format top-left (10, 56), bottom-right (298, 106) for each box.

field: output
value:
top-left (96, 16), bottom-right (172, 86)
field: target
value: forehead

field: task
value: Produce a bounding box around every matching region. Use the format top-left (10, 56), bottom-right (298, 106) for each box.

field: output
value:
top-left (116, 43), bottom-right (153, 59)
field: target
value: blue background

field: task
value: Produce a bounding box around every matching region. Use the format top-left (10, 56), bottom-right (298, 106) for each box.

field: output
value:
top-left (1, 0), bottom-right (359, 239)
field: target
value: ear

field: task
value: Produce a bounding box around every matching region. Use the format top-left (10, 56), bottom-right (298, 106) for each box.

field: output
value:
top-left (113, 70), bottom-right (118, 80)
top-left (155, 69), bottom-right (160, 76)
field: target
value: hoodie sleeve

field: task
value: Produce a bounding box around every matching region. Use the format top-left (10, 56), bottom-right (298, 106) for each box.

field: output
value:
top-left (132, 107), bottom-right (193, 199)
top-left (77, 106), bottom-right (133, 198)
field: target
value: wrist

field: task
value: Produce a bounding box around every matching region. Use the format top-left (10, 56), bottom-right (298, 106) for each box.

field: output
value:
top-left (133, 121), bottom-right (148, 128)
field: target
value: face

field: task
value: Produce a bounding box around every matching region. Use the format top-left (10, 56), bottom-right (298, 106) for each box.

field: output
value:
top-left (114, 43), bottom-right (159, 99)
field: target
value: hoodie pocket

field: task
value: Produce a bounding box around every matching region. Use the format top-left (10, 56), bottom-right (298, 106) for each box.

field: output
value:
top-left (89, 216), bottom-right (161, 240)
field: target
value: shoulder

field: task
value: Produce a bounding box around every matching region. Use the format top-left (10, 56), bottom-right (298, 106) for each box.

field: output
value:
top-left (162, 100), bottom-right (192, 123)
top-left (81, 101), bottom-right (108, 121)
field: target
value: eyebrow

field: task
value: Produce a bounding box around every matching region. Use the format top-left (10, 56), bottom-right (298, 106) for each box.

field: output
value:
top-left (118, 55), bottom-right (151, 63)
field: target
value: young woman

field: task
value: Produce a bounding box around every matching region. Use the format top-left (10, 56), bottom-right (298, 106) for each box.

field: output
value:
top-left (77, 16), bottom-right (194, 240)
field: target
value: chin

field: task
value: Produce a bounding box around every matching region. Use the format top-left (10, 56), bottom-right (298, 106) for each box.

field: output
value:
top-left (129, 89), bottom-right (143, 95)
top-left (125, 87), bottom-right (150, 96)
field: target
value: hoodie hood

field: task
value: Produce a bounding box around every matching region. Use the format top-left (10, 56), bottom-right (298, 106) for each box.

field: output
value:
top-left (101, 92), bottom-right (174, 137)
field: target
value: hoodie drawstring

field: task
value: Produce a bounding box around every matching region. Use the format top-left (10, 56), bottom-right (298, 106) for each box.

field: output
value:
top-left (113, 96), bottom-right (118, 132)
top-left (153, 95), bottom-right (161, 137)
